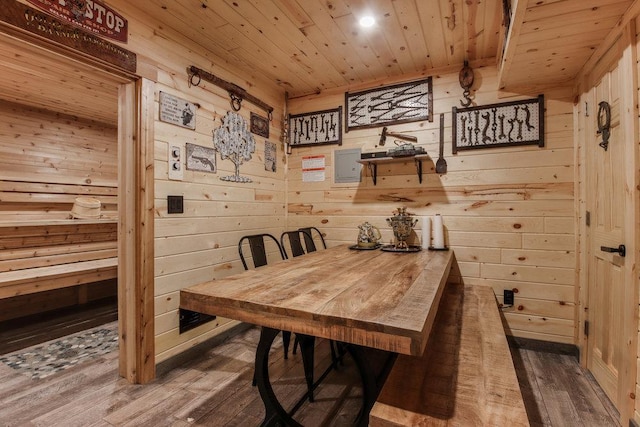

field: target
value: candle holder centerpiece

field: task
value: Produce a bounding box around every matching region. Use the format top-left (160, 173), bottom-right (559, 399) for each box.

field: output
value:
top-left (385, 207), bottom-right (419, 251)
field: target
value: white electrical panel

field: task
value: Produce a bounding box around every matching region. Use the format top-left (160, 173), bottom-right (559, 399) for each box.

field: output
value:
top-left (168, 145), bottom-right (184, 180)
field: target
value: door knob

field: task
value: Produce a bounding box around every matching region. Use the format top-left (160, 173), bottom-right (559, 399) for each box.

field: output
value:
top-left (600, 244), bottom-right (625, 257)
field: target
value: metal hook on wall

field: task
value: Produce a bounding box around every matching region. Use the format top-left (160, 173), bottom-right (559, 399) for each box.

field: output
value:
top-left (229, 93), bottom-right (243, 111)
top-left (461, 89), bottom-right (472, 107)
top-left (188, 70), bottom-right (201, 88)
top-left (459, 60), bottom-right (474, 107)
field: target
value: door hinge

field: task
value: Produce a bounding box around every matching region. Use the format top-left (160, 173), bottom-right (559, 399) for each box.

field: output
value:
top-left (584, 320), bottom-right (589, 337)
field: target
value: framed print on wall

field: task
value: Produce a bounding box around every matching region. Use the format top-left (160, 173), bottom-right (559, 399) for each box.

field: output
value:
top-left (288, 107), bottom-right (342, 148)
top-left (452, 95), bottom-right (544, 153)
top-left (250, 112), bottom-right (269, 138)
top-left (345, 78), bottom-right (433, 132)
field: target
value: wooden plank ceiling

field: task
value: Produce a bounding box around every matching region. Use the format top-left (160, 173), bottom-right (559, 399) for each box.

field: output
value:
top-left (131, 0), bottom-right (503, 98)
top-left (135, 0), bottom-right (635, 97)
top-left (0, 32), bottom-right (121, 125)
top-left (0, 0), bottom-right (635, 121)
top-left (499, 0), bottom-right (634, 91)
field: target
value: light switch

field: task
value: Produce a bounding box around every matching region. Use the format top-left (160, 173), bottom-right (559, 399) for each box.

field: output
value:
top-left (168, 145), bottom-right (184, 180)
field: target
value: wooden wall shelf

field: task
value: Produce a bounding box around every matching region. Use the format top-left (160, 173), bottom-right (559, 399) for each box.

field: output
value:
top-left (357, 154), bottom-right (430, 185)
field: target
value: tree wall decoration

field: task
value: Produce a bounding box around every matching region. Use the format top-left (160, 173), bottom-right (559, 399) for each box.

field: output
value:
top-left (212, 111), bottom-right (256, 183)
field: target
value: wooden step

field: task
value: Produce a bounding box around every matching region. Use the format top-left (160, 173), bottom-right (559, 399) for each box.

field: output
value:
top-left (0, 257), bottom-right (117, 298)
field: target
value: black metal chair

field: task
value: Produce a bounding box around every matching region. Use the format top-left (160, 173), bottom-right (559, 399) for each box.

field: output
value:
top-left (298, 227), bottom-right (344, 365)
top-left (238, 234), bottom-right (296, 387)
top-left (238, 233), bottom-right (285, 270)
top-left (298, 226), bottom-right (326, 253)
top-left (282, 228), bottom-right (342, 381)
top-left (280, 229), bottom-right (314, 259)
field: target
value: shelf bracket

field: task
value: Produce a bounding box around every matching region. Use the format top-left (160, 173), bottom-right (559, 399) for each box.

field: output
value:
top-left (367, 163), bottom-right (378, 185)
top-left (358, 154), bottom-right (428, 186)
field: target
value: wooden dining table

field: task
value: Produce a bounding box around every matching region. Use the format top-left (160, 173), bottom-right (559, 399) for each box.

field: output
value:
top-left (180, 244), bottom-right (454, 426)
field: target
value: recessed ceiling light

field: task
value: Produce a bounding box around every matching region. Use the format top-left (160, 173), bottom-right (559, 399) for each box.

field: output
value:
top-left (359, 16), bottom-right (375, 28)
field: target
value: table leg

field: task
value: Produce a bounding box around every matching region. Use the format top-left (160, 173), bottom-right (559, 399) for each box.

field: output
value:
top-left (345, 344), bottom-right (398, 427)
top-left (255, 327), bottom-right (302, 427)
top-left (256, 327), bottom-right (395, 427)
top-left (296, 334), bottom-right (316, 402)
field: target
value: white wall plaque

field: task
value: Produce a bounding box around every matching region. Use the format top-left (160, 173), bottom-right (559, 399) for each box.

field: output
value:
top-left (159, 91), bottom-right (196, 130)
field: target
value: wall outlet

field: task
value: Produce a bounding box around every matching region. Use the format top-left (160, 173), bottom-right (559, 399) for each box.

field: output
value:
top-left (504, 289), bottom-right (515, 306)
top-left (168, 145), bottom-right (184, 180)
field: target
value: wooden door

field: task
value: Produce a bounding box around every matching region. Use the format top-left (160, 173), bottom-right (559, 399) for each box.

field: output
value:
top-left (585, 68), bottom-right (625, 406)
top-left (582, 40), bottom-right (637, 421)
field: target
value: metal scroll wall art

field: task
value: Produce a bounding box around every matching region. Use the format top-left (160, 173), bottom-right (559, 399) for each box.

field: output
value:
top-left (452, 95), bottom-right (544, 153)
top-left (345, 78), bottom-right (433, 132)
top-left (288, 107), bottom-right (342, 148)
top-left (212, 111), bottom-right (256, 183)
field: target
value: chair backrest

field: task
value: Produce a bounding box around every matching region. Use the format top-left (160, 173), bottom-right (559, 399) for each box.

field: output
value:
top-left (280, 229), bottom-right (313, 259)
top-left (298, 227), bottom-right (327, 253)
top-left (238, 233), bottom-right (285, 270)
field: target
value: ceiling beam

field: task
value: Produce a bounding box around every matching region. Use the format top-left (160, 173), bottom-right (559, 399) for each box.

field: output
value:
top-left (497, 0), bottom-right (528, 91)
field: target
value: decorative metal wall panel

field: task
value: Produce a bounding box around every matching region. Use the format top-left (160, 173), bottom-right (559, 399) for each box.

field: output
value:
top-left (345, 78), bottom-right (433, 131)
top-left (288, 107), bottom-right (342, 148)
top-left (452, 95), bottom-right (544, 153)
top-left (213, 111), bottom-right (256, 183)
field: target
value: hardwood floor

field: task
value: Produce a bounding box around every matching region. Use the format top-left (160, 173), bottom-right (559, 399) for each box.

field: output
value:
top-left (0, 324), bottom-right (622, 426)
top-left (510, 340), bottom-right (621, 427)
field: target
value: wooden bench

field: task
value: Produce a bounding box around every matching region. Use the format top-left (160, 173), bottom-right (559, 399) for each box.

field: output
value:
top-left (0, 220), bottom-right (118, 300)
top-left (370, 283), bottom-right (529, 426)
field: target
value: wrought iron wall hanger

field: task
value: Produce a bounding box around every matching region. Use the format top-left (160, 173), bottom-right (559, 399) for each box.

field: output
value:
top-left (188, 65), bottom-right (274, 119)
top-left (597, 101), bottom-right (611, 151)
top-left (459, 60), bottom-right (474, 107)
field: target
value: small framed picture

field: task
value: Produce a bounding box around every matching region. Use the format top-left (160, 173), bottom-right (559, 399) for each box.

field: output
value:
top-left (186, 143), bottom-right (216, 173)
top-left (265, 141), bottom-right (276, 172)
top-left (250, 112), bottom-right (269, 138)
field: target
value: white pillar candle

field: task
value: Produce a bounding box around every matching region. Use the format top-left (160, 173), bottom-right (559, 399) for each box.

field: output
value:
top-left (433, 214), bottom-right (445, 249)
top-left (421, 216), bottom-right (431, 249)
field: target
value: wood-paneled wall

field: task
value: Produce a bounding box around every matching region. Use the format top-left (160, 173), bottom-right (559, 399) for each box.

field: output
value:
top-left (286, 66), bottom-right (576, 344)
top-left (4, 0), bottom-right (288, 369)
top-left (635, 16), bottom-right (640, 427)
top-left (153, 85), bottom-right (286, 361)
top-left (106, 4), bottom-right (289, 361)
top-left (0, 101), bottom-right (118, 220)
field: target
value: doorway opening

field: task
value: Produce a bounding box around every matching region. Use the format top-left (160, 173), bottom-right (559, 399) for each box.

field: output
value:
top-left (0, 30), bottom-right (122, 349)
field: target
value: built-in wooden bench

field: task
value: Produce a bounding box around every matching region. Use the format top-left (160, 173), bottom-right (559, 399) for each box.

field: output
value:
top-left (0, 220), bottom-right (118, 301)
top-left (370, 283), bottom-right (529, 427)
